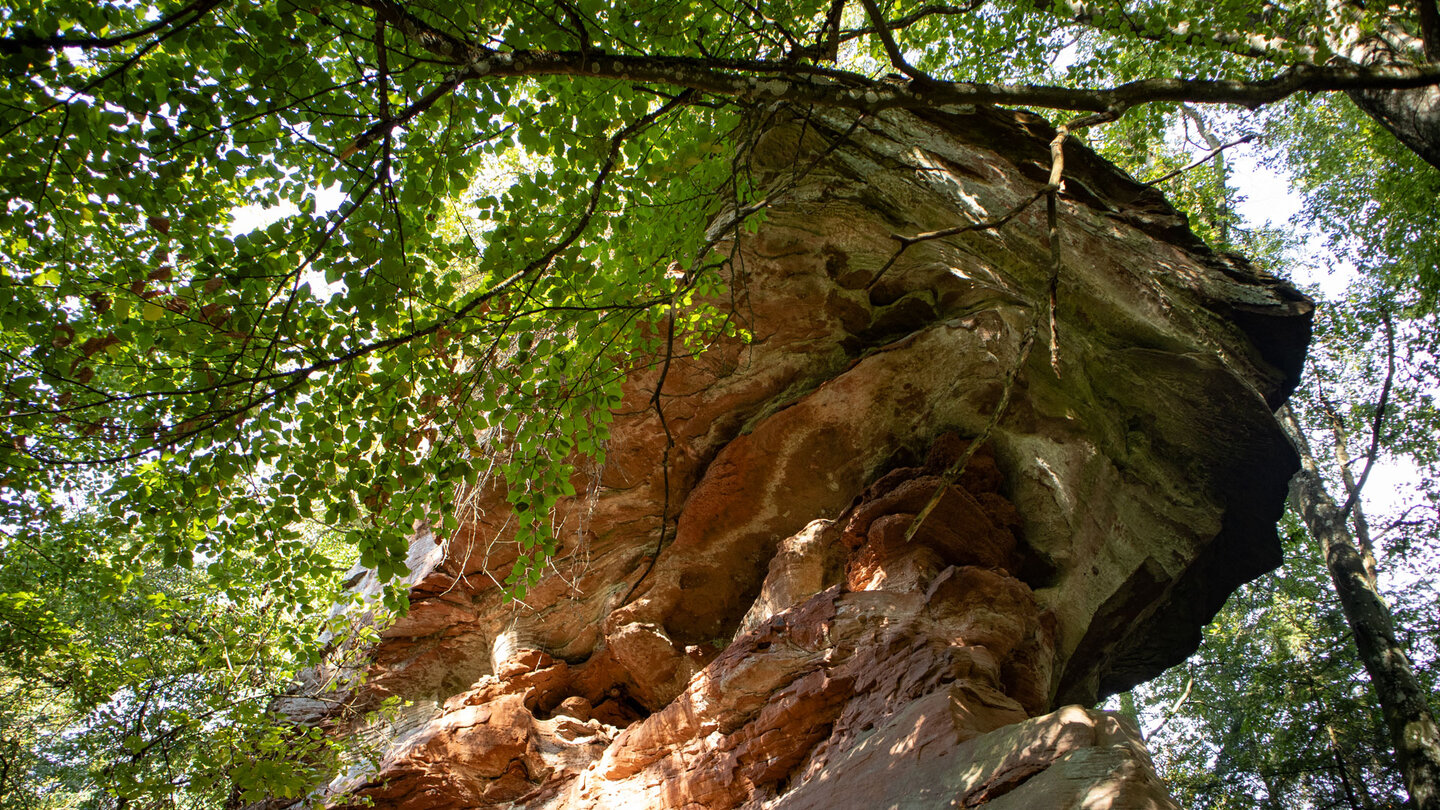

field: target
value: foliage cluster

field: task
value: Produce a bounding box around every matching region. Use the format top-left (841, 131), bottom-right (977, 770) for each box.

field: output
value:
top-left (1, 513), bottom-right (358, 807)
top-left (1128, 510), bottom-right (1439, 808)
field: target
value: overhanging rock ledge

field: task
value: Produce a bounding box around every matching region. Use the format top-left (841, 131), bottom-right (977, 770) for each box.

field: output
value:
top-left (277, 104), bottom-right (1313, 809)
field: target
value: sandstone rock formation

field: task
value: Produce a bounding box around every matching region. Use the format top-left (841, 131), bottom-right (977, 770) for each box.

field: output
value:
top-left (281, 104), bottom-right (1312, 808)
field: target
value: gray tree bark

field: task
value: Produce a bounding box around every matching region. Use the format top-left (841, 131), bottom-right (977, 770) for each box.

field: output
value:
top-left (1279, 405), bottom-right (1440, 810)
top-left (1338, 20), bottom-right (1440, 171)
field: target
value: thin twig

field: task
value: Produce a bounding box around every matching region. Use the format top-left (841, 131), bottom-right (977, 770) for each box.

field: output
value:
top-left (866, 185), bottom-right (1053, 291)
top-left (1146, 675), bottom-right (1195, 739)
top-left (901, 317), bottom-right (1040, 543)
top-left (1374, 504), bottom-right (1439, 541)
top-left (1142, 133), bottom-right (1258, 188)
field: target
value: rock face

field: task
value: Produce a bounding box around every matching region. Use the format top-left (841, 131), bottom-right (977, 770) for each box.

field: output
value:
top-left (288, 105), bottom-right (1312, 809)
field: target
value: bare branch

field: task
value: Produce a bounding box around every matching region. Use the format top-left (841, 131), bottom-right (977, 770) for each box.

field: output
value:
top-left (340, 0), bottom-right (1440, 119)
top-left (619, 307), bottom-right (677, 607)
top-left (901, 320), bottom-right (1039, 544)
top-left (890, 185), bottom-right (1053, 250)
top-left (340, 70), bottom-right (462, 160)
top-left (1142, 133), bottom-right (1258, 187)
top-left (1146, 675), bottom-right (1195, 739)
top-left (872, 108), bottom-right (1114, 294)
top-left (857, 0), bottom-right (935, 83)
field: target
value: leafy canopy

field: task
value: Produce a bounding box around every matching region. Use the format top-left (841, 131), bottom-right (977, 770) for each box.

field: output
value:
top-left (3, 0), bottom-right (1438, 597)
top-left (2, 0), bottom-right (1439, 803)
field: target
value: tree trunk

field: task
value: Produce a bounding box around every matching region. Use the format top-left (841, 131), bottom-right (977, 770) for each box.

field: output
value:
top-left (1327, 1), bottom-right (1440, 171)
top-left (1317, 387), bottom-right (1381, 583)
top-left (1347, 81), bottom-right (1440, 170)
top-left (1279, 405), bottom-right (1440, 810)
top-left (1327, 722), bottom-right (1374, 810)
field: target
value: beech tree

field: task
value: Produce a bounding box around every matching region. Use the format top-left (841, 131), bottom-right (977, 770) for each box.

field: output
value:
top-left (1134, 520), bottom-right (1414, 808)
top-left (2, 0), bottom-right (1439, 805)
top-left (1127, 299), bottom-right (1440, 809)
top-left (1100, 190), bottom-right (1439, 808)
top-left (1281, 405), bottom-right (1440, 809)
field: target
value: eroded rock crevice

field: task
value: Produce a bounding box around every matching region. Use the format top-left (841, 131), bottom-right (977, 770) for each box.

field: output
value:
top-left (339, 439), bottom-right (1092, 809)
top-left (282, 104), bottom-right (1312, 809)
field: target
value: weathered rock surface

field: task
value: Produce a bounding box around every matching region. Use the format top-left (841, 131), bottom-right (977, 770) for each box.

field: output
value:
top-left (285, 104), bottom-right (1312, 809)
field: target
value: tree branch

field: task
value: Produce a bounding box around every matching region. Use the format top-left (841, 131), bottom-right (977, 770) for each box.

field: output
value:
top-left (1142, 133), bottom-right (1258, 187)
top-left (1315, 376), bottom-right (1380, 584)
top-left (857, 0), bottom-right (934, 83)
top-left (618, 306), bottom-right (677, 607)
top-left (1338, 311), bottom-right (1395, 523)
top-left (812, 0), bottom-right (848, 61)
top-left (341, 0), bottom-right (1440, 117)
top-left (0, 0), bottom-right (227, 53)
top-left (340, 67), bottom-right (462, 160)
top-left (345, 30), bottom-right (1440, 121)
top-left (1033, 0), bottom-right (1321, 64)
top-left (1146, 675), bottom-right (1194, 739)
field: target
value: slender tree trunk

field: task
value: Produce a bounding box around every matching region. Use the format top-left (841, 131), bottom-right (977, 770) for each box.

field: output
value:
top-left (1317, 387), bottom-right (1381, 583)
top-left (1279, 406), bottom-right (1440, 809)
top-left (1253, 726), bottom-right (1288, 810)
top-left (1327, 722), bottom-right (1375, 810)
top-left (1178, 104), bottom-right (1234, 243)
top-left (1422, 0), bottom-right (1440, 62)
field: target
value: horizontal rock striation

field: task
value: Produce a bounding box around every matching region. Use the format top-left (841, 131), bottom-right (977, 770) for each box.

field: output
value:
top-left (284, 104), bottom-right (1312, 809)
